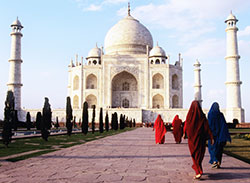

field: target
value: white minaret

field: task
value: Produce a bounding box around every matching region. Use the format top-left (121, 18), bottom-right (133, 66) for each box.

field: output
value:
top-left (7, 17), bottom-right (23, 110)
top-left (193, 59), bottom-right (202, 106)
top-left (225, 12), bottom-right (244, 122)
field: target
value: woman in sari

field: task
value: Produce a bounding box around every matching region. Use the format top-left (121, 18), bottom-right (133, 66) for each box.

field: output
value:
top-left (184, 101), bottom-right (213, 179)
top-left (172, 115), bottom-right (183, 143)
top-left (208, 102), bottom-right (231, 168)
top-left (154, 114), bottom-right (166, 144)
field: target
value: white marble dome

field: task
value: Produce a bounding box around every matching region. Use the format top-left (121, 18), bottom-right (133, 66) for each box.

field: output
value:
top-left (87, 46), bottom-right (101, 58)
top-left (149, 45), bottom-right (166, 57)
top-left (104, 15), bottom-right (153, 55)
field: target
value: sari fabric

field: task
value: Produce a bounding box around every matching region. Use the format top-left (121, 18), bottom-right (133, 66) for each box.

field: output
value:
top-left (184, 101), bottom-right (213, 175)
top-left (154, 115), bottom-right (166, 144)
top-left (208, 102), bottom-right (231, 164)
top-left (172, 115), bottom-right (183, 143)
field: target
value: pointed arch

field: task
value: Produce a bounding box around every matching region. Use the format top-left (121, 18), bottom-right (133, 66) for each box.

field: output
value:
top-left (172, 95), bottom-right (179, 108)
top-left (86, 74), bottom-right (97, 89)
top-left (112, 71), bottom-right (138, 108)
top-left (152, 94), bottom-right (164, 108)
top-left (73, 75), bottom-right (79, 90)
top-left (172, 74), bottom-right (179, 90)
top-left (86, 94), bottom-right (97, 108)
top-left (153, 73), bottom-right (164, 89)
top-left (73, 95), bottom-right (79, 109)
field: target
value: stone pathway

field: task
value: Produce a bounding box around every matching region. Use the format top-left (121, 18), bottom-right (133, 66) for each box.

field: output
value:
top-left (0, 128), bottom-right (250, 183)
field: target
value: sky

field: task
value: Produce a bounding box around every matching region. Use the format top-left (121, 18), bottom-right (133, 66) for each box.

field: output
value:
top-left (0, 0), bottom-right (249, 121)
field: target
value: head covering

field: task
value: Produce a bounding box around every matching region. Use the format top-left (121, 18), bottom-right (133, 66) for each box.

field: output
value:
top-left (208, 102), bottom-right (231, 143)
top-left (185, 101), bottom-right (207, 139)
top-left (154, 115), bottom-right (166, 144)
top-left (172, 115), bottom-right (183, 143)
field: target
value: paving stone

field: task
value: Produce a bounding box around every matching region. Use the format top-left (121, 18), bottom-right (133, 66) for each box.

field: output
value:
top-left (0, 128), bottom-right (250, 182)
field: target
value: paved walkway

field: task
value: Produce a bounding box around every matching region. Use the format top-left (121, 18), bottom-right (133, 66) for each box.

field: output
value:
top-left (0, 128), bottom-right (250, 183)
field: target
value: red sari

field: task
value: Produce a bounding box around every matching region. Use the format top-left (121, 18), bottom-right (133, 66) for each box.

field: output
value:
top-left (184, 101), bottom-right (213, 175)
top-left (154, 115), bottom-right (166, 144)
top-left (172, 115), bottom-right (183, 143)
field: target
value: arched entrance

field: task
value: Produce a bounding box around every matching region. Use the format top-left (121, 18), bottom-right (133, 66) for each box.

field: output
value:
top-left (112, 71), bottom-right (138, 108)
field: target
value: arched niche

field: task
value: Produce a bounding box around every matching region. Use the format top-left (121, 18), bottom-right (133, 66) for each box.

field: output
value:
top-left (172, 95), bottom-right (179, 108)
top-left (172, 74), bottom-right (179, 90)
top-left (112, 71), bottom-right (138, 108)
top-left (86, 74), bottom-right (97, 89)
top-left (73, 75), bottom-right (79, 90)
top-left (73, 95), bottom-right (79, 109)
top-left (152, 73), bottom-right (164, 89)
top-left (86, 94), bottom-right (97, 108)
top-left (152, 94), bottom-right (164, 108)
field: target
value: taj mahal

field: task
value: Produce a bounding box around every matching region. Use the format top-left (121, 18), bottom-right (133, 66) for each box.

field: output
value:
top-left (7, 6), bottom-right (245, 123)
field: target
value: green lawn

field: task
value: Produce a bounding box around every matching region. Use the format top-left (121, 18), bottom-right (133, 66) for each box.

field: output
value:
top-left (224, 134), bottom-right (250, 164)
top-left (0, 128), bottom-right (135, 162)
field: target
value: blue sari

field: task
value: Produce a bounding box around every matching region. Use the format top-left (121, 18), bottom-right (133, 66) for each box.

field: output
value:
top-left (208, 102), bottom-right (231, 164)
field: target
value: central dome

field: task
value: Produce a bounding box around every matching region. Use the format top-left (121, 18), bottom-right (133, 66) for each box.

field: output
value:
top-left (104, 15), bottom-right (153, 55)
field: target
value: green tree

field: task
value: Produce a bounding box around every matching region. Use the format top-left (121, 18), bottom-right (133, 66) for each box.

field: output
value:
top-left (119, 113), bottom-right (124, 130)
top-left (91, 105), bottom-right (96, 134)
top-left (133, 119), bottom-right (136, 127)
top-left (41, 97), bottom-right (51, 141)
top-left (113, 112), bottom-right (118, 130)
top-left (26, 112), bottom-right (32, 130)
top-left (105, 111), bottom-right (109, 132)
top-left (82, 101), bottom-right (89, 135)
top-left (35, 112), bottom-right (42, 130)
top-left (55, 116), bottom-right (60, 129)
top-left (99, 108), bottom-right (104, 133)
top-left (2, 91), bottom-right (16, 147)
top-left (66, 97), bottom-right (73, 136)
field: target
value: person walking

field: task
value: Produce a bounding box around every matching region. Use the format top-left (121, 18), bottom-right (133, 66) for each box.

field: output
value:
top-left (207, 102), bottom-right (231, 168)
top-left (153, 114), bottom-right (166, 144)
top-left (184, 101), bottom-right (213, 180)
top-left (172, 115), bottom-right (183, 144)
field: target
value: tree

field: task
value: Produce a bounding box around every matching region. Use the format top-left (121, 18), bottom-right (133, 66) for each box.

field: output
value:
top-left (119, 114), bottom-right (124, 130)
top-left (91, 105), bottom-right (96, 134)
top-left (2, 91), bottom-right (15, 147)
top-left (12, 110), bottom-right (18, 131)
top-left (41, 97), bottom-right (52, 141)
top-left (35, 112), bottom-right (42, 130)
top-left (42, 97), bottom-right (52, 129)
top-left (55, 116), bottom-right (60, 129)
top-left (99, 108), bottom-right (104, 133)
top-left (125, 116), bottom-right (129, 127)
top-left (66, 96), bottom-right (73, 136)
top-left (82, 101), bottom-right (89, 135)
top-left (133, 119), bottom-right (136, 127)
top-left (26, 112), bottom-right (32, 130)
top-left (105, 111), bottom-right (109, 132)
top-left (129, 118), bottom-right (132, 128)
top-left (113, 112), bottom-right (118, 130)
top-left (111, 113), bottom-right (114, 130)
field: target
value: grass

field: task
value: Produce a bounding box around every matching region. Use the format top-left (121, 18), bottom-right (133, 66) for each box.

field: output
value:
top-left (0, 128), bottom-right (135, 162)
top-left (224, 134), bottom-right (250, 164)
top-left (229, 128), bottom-right (250, 133)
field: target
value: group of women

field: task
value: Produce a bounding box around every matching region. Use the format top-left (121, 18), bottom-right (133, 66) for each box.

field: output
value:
top-left (153, 100), bottom-right (231, 180)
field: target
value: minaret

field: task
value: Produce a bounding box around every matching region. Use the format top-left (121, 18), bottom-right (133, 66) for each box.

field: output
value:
top-left (193, 59), bottom-right (202, 106)
top-left (7, 17), bottom-right (24, 110)
top-left (225, 12), bottom-right (244, 122)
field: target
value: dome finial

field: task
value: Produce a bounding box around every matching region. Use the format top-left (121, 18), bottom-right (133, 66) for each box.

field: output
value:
top-left (156, 41), bottom-right (159, 46)
top-left (96, 42), bottom-right (98, 48)
top-left (128, 2), bottom-right (131, 16)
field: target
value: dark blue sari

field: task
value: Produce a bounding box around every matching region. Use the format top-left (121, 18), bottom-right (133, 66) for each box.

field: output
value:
top-left (208, 102), bottom-right (231, 164)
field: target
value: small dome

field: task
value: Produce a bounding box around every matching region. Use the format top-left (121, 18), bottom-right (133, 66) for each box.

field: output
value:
top-left (87, 46), bottom-right (101, 58)
top-left (11, 17), bottom-right (23, 28)
top-left (149, 45), bottom-right (166, 57)
top-left (225, 11), bottom-right (238, 23)
top-left (104, 15), bottom-right (153, 55)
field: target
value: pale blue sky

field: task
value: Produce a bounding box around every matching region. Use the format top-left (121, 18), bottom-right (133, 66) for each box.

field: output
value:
top-left (0, 0), bottom-right (249, 121)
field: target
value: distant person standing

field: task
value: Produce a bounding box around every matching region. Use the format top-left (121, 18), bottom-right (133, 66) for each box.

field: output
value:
top-left (207, 102), bottom-right (231, 168)
top-left (172, 115), bottom-right (183, 144)
top-left (184, 101), bottom-right (213, 180)
top-left (153, 115), bottom-right (166, 144)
